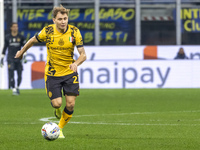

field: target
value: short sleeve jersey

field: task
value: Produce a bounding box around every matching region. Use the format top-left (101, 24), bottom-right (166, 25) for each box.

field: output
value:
top-left (35, 24), bottom-right (83, 76)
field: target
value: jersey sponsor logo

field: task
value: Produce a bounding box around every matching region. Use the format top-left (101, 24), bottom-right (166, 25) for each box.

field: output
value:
top-left (10, 43), bottom-right (20, 46)
top-left (49, 46), bottom-right (69, 51)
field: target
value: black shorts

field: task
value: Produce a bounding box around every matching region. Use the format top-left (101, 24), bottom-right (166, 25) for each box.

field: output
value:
top-left (45, 72), bottom-right (79, 100)
top-left (7, 60), bottom-right (23, 71)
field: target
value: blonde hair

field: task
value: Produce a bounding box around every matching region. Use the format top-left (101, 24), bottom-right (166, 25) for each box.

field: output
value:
top-left (52, 4), bottom-right (70, 18)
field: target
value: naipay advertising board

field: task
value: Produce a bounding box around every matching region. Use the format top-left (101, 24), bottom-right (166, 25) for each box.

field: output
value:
top-left (1, 46), bottom-right (200, 89)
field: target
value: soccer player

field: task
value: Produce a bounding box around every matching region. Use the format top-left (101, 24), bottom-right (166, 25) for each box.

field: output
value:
top-left (15, 5), bottom-right (87, 138)
top-left (0, 23), bottom-right (27, 95)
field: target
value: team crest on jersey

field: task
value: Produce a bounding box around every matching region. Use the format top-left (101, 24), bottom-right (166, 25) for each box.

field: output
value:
top-left (58, 38), bottom-right (64, 46)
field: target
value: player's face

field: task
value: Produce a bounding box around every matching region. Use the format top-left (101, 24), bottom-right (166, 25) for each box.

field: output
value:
top-left (11, 24), bottom-right (18, 32)
top-left (179, 48), bottom-right (184, 54)
top-left (53, 12), bottom-right (68, 32)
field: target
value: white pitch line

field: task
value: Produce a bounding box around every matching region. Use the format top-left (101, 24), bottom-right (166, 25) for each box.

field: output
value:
top-left (2, 111), bottom-right (200, 126)
top-left (37, 110), bottom-right (200, 126)
top-left (3, 122), bottom-right (38, 125)
top-left (73, 110), bottom-right (200, 118)
top-left (2, 121), bottom-right (200, 126)
top-left (69, 121), bottom-right (200, 126)
top-left (40, 117), bottom-right (56, 122)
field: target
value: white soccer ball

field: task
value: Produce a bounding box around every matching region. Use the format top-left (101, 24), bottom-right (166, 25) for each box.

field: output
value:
top-left (41, 122), bottom-right (60, 141)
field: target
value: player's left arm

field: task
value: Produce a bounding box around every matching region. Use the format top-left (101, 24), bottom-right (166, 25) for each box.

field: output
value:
top-left (69, 47), bottom-right (87, 72)
top-left (75, 47), bottom-right (87, 66)
top-left (69, 27), bottom-right (87, 72)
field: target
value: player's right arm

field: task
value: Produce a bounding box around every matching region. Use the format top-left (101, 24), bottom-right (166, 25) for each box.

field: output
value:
top-left (2, 35), bottom-right (9, 55)
top-left (15, 26), bottom-right (47, 59)
top-left (0, 35), bottom-right (9, 67)
top-left (15, 36), bottom-right (38, 59)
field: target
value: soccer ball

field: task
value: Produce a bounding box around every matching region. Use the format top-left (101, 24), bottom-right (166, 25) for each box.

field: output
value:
top-left (41, 122), bottom-right (60, 141)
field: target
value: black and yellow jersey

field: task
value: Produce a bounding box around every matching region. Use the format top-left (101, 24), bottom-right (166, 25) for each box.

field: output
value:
top-left (35, 24), bottom-right (83, 76)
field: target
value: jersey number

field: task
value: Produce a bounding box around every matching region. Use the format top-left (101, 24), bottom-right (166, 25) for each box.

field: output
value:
top-left (73, 75), bottom-right (79, 84)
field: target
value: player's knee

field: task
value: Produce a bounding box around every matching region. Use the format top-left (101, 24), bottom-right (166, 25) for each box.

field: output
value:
top-left (51, 102), bottom-right (62, 108)
top-left (51, 98), bottom-right (62, 108)
top-left (66, 102), bottom-right (75, 111)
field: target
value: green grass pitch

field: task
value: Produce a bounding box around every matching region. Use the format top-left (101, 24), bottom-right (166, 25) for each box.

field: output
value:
top-left (0, 88), bottom-right (200, 150)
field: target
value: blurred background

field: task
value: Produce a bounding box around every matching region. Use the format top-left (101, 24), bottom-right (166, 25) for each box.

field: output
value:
top-left (3, 0), bottom-right (200, 45)
top-left (1, 0), bottom-right (200, 89)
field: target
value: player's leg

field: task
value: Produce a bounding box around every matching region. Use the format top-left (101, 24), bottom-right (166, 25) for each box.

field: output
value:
top-left (45, 75), bottom-right (62, 119)
top-left (8, 61), bottom-right (16, 95)
top-left (57, 72), bottom-right (79, 138)
top-left (51, 97), bottom-right (62, 108)
top-left (51, 97), bottom-right (62, 119)
top-left (58, 94), bottom-right (76, 138)
top-left (16, 61), bottom-right (23, 95)
top-left (58, 94), bottom-right (76, 129)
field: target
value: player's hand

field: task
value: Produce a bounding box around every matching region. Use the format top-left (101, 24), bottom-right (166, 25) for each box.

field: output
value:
top-left (0, 58), bottom-right (3, 68)
top-left (69, 63), bottom-right (78, 72)
top-left (15, 50), bottom-right (23, 60)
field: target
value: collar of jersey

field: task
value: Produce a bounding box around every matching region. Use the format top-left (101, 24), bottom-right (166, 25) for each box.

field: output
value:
top-left (63, 25), bottom-right (68, 34)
